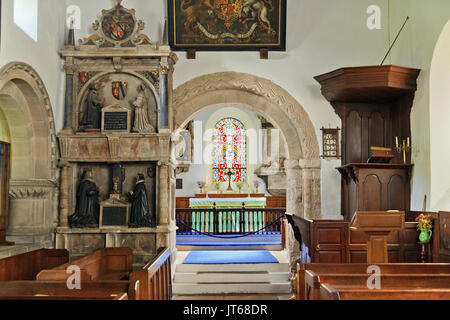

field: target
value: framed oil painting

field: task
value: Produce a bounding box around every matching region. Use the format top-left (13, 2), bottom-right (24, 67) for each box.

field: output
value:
top-left (168, 0), bottom-right (287, 51)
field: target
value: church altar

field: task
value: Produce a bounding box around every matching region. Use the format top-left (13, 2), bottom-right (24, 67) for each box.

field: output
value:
top-left (188, 197), bottom-right (267, 234)
top-left (189, 197), bottom-right (266, 209)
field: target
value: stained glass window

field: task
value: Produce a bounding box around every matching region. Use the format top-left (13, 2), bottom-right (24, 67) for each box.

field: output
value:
top-left (212, 118), bottom-right (247, 183)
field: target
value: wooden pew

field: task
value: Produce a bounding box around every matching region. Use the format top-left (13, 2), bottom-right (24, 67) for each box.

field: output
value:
top-left (36, 248), bottom-right (132, 281)
top-left (305, 271), bottom-right (450, 300)
top-left (0, 249), bottom-right (69, 281)
top-left (320, 283), bottom-right (450, 300)
top-left (297, 263), bottom-right (450, 300)
top-left (129, 247), bottom-right (172, 300)
top-left (0, 280), bottom-right (141, 300)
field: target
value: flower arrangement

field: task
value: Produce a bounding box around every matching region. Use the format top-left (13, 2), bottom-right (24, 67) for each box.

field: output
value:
top-left (415, 213), bottom-right (432, 231)
top-left (197, 181), bottom-right (206, 193)
top-left (235, 182), bottom-right (243, 193)
top-left (197, 181), bottom-right (206, 188)
top-left (214, 182), bottom-right (221, 192)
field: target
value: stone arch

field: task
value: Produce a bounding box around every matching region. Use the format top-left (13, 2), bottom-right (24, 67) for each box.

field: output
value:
top-left (0, 62), bottom-right (58, 246)
top-left (173, 72), bottom-right (322, 266)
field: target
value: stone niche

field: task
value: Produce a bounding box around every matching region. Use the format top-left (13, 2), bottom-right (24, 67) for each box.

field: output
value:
top-left (56, 2), bottom-right (178, 268)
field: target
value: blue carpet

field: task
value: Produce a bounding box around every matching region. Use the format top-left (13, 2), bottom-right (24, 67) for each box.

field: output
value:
top-left (183, 250), bottom-right (279, 264)
top-left (177, 234), bottom-right (281, 246)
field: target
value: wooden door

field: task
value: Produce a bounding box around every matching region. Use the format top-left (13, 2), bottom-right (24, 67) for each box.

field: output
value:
top-left (438, 211), bottom-right (450, 262)
top-left (311, 221), bottom-right (348, 263)
top-left (0, 142), bottom-right (11, 245)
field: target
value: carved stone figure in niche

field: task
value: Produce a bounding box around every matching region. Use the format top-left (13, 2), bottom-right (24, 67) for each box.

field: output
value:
top-left (80, 83), bottom-right (105, 130)
top-left (128, 173), bottom-right (155, 228)
top-left (132, 84), bottom-right (155, 133)
top-left (68, 169), bottom-right (100, 228)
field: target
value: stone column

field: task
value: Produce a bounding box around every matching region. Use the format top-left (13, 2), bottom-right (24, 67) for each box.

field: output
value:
top-left (300, 159), bottom-right (322, 220)
top-left (158, 161), bottom-right (169, 226)
top-left (63, 57), bottom-right (75, 132)
top-left (285, 159), bottom-right (303, 271)
top-left (58, 162), bottom-right (71, 228)
top-left (159, 63), bottom-right (169, 131)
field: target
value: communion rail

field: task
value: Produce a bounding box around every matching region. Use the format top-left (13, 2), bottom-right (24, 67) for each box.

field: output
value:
top-left (175, 204), bottom-right (286, 236)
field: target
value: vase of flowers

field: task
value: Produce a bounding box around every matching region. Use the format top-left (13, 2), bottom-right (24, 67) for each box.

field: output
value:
top-left (253, 180), bottom-right (261, 193)
top-left (416, 213), bottom-right (433, 244)
top-left (236, 182), bottom-right (243, 194)
top-left (197, 181), bottom-right (206, 194)
top-left (214, 182), bottom-right (221, 194)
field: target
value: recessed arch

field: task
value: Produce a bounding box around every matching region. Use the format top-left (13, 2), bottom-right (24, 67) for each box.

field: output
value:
top-left (0, 62), bottom-right (58, 246)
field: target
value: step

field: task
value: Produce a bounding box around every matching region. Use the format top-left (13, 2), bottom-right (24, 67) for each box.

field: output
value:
top-left (172, 282), bottom-right (292, 295)
top-left (175, 262), bottom-right (289, 273)
top-left (177, 245), bottom-right (283, 251)
top-left (174, 271), bottom-right (291, 283)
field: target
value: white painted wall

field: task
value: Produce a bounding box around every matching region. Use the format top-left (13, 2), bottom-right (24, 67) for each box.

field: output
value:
top-left (389, 0), bottom-right (450, 211)
top-left (0, 0), bottom-right (394, 219)
top-left (430, 21), bottom-right (450, 211)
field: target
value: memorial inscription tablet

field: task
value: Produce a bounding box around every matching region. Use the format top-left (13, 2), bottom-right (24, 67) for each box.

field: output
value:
top-left (101, 105), bottom-right (131, 133)
top-left (104, 112), bottom-right (128, 131)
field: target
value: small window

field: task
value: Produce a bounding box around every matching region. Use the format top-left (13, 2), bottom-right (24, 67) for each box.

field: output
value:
top-left (14, 0), bottom-right (38, 42)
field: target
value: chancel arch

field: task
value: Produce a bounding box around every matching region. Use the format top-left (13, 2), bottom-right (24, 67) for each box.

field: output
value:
top-left (0, 62), bottom-right (58, 246)
top-left (173, 72), bottom-right (321, 264)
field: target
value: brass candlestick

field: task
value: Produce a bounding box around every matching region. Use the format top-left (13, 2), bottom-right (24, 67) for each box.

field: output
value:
top-left (395, 136), bottom-right (411, 164)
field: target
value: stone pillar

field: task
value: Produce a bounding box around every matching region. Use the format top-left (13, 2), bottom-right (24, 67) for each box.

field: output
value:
top-left (300, 159), bottom-right (322, 220)
top-left (285, 159), bottom-right (303, 271)
top-left (63, 57), bottom-right (75, 131)
top-left (159, 63), bottom-right (169, 131)
top-left (58, 162), bottom-right (70, 228)
top-left (158, 161), bottom-right (169, 226)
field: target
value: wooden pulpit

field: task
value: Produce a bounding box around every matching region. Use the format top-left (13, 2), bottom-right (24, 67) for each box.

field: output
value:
top-left (350, 211), bottom-right (405, 263)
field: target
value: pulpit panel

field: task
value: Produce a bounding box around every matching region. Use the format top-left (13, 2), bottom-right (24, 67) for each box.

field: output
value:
top-left (388, 175), bottom-right (406, 210)
top-left (345, 110), bottom-right (362, 163)
top-left (362, 174), bottom-right (382, 210)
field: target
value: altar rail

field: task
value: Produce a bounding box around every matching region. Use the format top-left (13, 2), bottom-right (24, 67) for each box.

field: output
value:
top-left (176, 204), bottom-right (285, 236)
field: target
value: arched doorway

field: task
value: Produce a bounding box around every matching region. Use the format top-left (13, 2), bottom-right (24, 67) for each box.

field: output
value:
top-left (173, 72), bottom-right (321, 264)
top-left (0, 62), bottom-right (58, 247)
top-left (430, 21), bottom-right (450, 211)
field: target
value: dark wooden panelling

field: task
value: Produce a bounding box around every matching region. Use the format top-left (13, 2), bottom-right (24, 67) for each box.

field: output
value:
top-left (369, 111), bottom-right (385, 148)
top-left (439, 211), bottom-right (450, 262)
top-left (293, 215), bottom-right (422, 264)
top-left (388, 175), bottom-right (405, 210)
top-left (346, 110), bottom-right (362, 163)
top-left (362, 175), bottom-right (382, 210)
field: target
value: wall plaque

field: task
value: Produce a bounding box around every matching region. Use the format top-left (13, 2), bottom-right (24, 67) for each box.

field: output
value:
top-left (321, 127), bottom-right (340, 159)
top-left (99, 198), bottom-right (130, 229)
top-left (101, 105), bottom-right (131, 133)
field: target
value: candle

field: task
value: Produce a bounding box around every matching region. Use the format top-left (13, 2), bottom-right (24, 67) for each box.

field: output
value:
top-left (395, 136), bottom-right (399, 148)
top-left (407, 137), bottom-right (410, 148)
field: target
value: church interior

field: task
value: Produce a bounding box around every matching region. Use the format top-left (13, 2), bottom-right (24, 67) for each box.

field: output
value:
top-left (0, 0), bottom-right (449, 302)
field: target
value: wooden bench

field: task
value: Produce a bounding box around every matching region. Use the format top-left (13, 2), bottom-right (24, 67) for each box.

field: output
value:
top-left (298, 263), bottom-right (450, 300)
top-left (36, 248), bottom-right (133, 281)
top-left (305, 271), bottom-right (450, 300)
top-left (320, 283), bottom-right (450, 300)
top-left (0, 280), bottom-right (141, 300)
top-left (0, 249), bottom-right (69, 281)
top-left (130, 247), bottom-right (172, 300)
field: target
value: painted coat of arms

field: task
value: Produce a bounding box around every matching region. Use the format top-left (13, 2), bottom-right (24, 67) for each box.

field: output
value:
top-left (168, 0), bottom-right (286, 50)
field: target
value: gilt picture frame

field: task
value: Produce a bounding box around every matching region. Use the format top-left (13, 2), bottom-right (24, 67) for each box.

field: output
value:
top-left (168, 0), bottom-right (287, 51)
